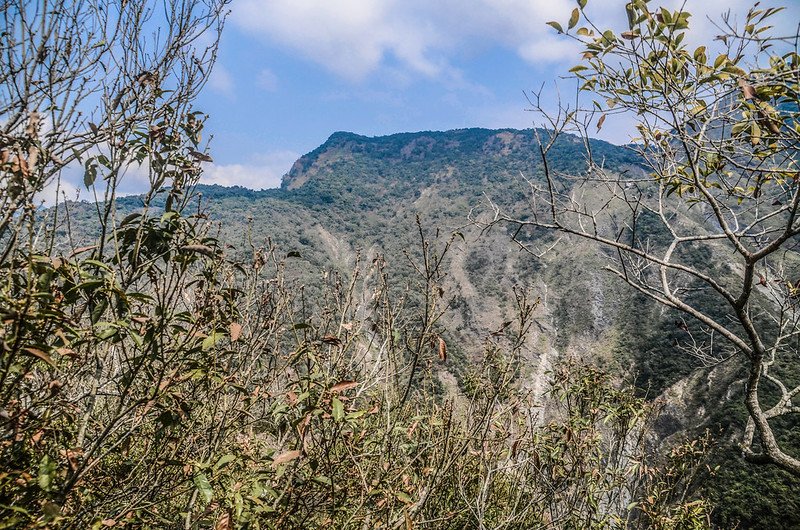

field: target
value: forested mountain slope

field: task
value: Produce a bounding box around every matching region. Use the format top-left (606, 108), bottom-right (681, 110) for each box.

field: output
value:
top-left (94, 128), bottom-right (646, 395)
top-left (63, 127), bottom-right (800, 527)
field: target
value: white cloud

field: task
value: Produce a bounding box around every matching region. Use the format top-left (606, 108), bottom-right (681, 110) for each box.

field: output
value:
top-left (209, 63), bottom-right (235, 98)
top-left (32, 148), bottom-right (298, 203)
top-left (473, 102), bottom-right (538, 131)
top-left (256, 68), bottom-right (279, 91)
top-left (201, 150), bottom-right (299, 189)
top-left (35, 145), bottom-right (158, 206)
top-left (35, 175), bottom-right (81, 207)
top-left (233, 0), bottom-right (798, 82)
top-left (517, 39), bottom-right (580, 65)
top-left (232, 0), bottom-right (576, 81)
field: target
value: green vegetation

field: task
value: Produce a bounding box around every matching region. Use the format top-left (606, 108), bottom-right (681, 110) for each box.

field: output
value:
top-left (50, 116), bottom-right (800, 526)
top-left (52, 118), bottom-right (798, 525)
top-left (488, 0), bottom-right (800, 526)
top-left (5, 0), bottom-right (800, 527)
top-left (2, 127), bottom-right (710, 526)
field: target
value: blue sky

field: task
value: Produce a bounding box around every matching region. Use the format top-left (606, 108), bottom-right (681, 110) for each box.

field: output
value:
top-left (185, 0), bottom-right (799, 189)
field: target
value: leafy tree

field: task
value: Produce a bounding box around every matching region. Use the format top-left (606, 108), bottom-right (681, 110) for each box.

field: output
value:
top-left (486, 0), bottom-right (800, 476)
top-left (0, 0), bottom-right (713, 527)
top-left (0, 0), bottom-right (230, 525)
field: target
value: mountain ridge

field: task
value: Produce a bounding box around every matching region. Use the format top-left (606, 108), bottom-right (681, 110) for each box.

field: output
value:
top-left (280, 127), bottom-right (641, 191)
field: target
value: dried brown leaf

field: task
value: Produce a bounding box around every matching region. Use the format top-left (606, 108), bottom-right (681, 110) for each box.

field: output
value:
top-left (272, 450), bottom-right (301, 466)
top-left (70, 245), bottom-right (96, 257)
top-left (24, 347), bottom-right (55, 367)
top-left (330, 380), bottom-right (358, 393)
top-left (229, 322), bottom-right (243, 342)
top-left (181, 244), bottom-right (214, 256)
top-left (27, 146), bottom-right (39, 170)
top-left (407, 421), bottom-right (419, 438)
top-left (215, 511), bottom-right (231, 530)
top-left (18, 153), bottom-right (29, 177)
top-left (492, 321), bottom-right (513, 336)
top-left (26, 111), bottom-right (41, 136)
top-left (297, 413), bottom-right (312, 440)
top-left (739, 78), bottom-right (756, 100)
top-left (137, 71), bottom-right (156, 86)
top-left (189, 149), bottom-right (213, 162)
top-left (321, 334), bottom-right (341, 345)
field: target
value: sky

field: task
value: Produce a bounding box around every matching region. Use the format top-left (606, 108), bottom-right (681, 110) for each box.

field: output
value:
top-left (101, 0), bottom-right (800, 192)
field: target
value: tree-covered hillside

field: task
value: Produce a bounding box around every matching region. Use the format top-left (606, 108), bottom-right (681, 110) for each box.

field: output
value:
top-left (57, 126), bottom-right (800, 526)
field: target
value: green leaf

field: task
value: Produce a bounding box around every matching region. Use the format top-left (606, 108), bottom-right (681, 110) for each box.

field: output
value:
top-left (160, 211), bottom-right (179, 223)
top-left (38, 455), bottom-right (56, 491)
top-left (83, 164), bottom-right (97, 187)
top-left (693, 46), bottom-right (707, 64)
top-left (214, 454), bottom-right (237, 470)
top-left (750, 121), bottom-right (762, 145)
top-left (194, 473), bottom-right (213, 504)
top-left (129, 331), bottom-right (144, 348)
top-left (396, 492), bottom-right (413, 504)
top-left (731, 121), bottom-right (748, 135)
top-left (202, 332), bottom-right (222, 351)
top-left (234, 492), bottom-right (244, 518)
top-left (345, 410), bottom-right (367, 420)
top-left (82, 259), bottom-right (112, 271)
top-left (94, 323), bottom-right (117, 340)
top-left (546, 21), bottom-right (564, 34)
top-left (332, 397), bottom-right (344, 422)
top-left (90, 299), bottom-right (109, 325)
top-left (568, 8), bottom-right (580, 30)
top-left (119, 212), bottom-right (142, 226)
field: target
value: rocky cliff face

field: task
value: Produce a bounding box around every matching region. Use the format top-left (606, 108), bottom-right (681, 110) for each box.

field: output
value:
top-left (75, 128), bottom-right (721, 403)
top-left (196, 129), bottom-right (695, 398)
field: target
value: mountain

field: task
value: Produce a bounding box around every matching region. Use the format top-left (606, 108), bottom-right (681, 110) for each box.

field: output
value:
top-left (65, 127), bottom-right (799, 527)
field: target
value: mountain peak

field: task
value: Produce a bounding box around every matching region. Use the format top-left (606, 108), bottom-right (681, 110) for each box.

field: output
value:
top-left (326, 131), bottom-right (367, 144)
top-left (280, 127), bottom-right (638, 191)
top-left (282, 127), bottom-right (533, 190)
